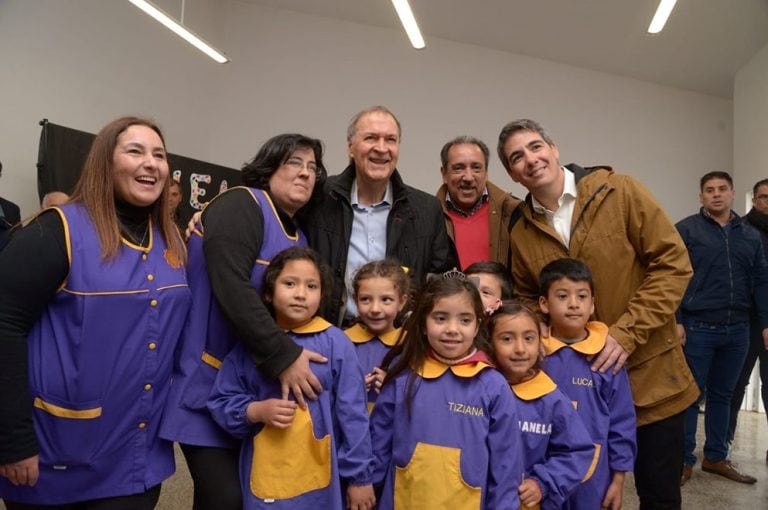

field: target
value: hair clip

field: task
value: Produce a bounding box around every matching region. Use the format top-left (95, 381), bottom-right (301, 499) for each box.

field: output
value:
top-left (485, 299), bottom-right (503, 316)
top-left (442, 268), bottom-right (466, 280)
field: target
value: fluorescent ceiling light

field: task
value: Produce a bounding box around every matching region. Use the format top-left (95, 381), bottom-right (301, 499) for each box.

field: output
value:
top-left (128, 0), bottom-right (230, 63)
top-left (647, 0), bottom-right (678, 34)
top-left (391, 0), bottom-right (425, 49)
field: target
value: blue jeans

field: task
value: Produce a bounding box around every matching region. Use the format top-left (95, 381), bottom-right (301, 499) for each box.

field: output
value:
top-left (683, 320), bottom-right (749, 466)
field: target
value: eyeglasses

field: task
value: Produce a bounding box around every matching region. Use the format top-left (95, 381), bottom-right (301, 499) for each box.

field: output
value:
top-left (284, 157), bottom-right (318, 175)
top-left (755, 194), bottom-right (768, 201)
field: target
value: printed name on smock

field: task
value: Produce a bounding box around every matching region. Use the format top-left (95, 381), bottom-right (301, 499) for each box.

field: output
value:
top-left (519, 420), bottom-right (553, 435)
top-left (572, 376), bottom-right (594, 388)
top-left (447, 401), bottom-right (485, 417)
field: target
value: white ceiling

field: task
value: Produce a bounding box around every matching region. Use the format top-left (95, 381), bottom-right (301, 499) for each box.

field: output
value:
top-left (239, 0), bottom-right (768, 98)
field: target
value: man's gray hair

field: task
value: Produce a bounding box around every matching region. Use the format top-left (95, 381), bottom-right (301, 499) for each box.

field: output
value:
top-left (496, 119), bottom-right (554, 171)
top-left (346, 106), bottom-right (402, 142)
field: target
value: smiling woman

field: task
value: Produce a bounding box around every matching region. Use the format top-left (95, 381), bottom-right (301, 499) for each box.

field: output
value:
top-left (112, 125), bottom-right (169, 208)
top-left (0, 116), bottom-right (192, 507)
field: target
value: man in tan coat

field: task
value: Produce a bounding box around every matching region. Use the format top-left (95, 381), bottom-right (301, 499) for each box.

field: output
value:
top-left (497, 119), bottom-right (698, 510)
top-left (436, 136), bottom-right (520, 269)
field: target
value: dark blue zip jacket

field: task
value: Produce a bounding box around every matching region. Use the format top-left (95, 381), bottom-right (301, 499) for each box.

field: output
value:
top-left (676, 208), bottom-right (768, 328)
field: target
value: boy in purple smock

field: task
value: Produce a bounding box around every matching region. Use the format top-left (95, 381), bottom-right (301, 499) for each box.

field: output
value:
top-left (538, 259), bottom-right (636, 510)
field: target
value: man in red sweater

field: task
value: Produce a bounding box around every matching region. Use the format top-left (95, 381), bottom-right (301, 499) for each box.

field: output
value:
top-left (435, 136), bottom-right (520, 269)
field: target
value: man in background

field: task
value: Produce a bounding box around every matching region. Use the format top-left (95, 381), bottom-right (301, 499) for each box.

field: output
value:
top-left (676, 171), bottom-right (768, 485)
top-left (41, 191), bottom-right (69, 208)
top-left (168, 179), bottom-right (183, 229)
top-left (436, 136), bottom-right (519, 269)
top-left (728, 178), bottom-right (768, 464)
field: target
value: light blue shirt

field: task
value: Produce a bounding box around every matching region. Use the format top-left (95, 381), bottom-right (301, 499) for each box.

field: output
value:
top-left (344, 179), bottom-right (393, 318)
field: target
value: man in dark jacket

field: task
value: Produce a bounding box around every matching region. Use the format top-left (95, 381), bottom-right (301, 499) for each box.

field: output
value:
top-left (728, 177), bottom-right (768, 463)
top-left (676, 171), bottom-right (768, 485)
top-left (300, 106), bottom-right (457, 325)
top-left (0, 161), bottom-right (21, 251)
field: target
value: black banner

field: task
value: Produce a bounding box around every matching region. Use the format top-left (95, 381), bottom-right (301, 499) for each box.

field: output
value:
top-left (36, 120), bottom-right (240, 225)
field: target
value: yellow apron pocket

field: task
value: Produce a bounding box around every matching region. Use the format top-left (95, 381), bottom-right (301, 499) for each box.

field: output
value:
top-left (394, 442), bottom-right (481, 510)
top-left (251, 406), bottom-right (331, 499)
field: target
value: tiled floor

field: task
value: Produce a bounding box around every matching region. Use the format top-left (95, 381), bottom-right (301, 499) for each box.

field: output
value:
top-left (2, 412), bottom-right (766, 509)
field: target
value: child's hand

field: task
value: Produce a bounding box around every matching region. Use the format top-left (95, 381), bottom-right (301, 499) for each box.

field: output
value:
top-left (518, 478), bottom-right (542, 507)
top-left (346, 483), bottom-right (375, 509)
top-left (370, 367), bottom-right (387, 394)
top-left (601, 471), bottom-right (625, 510)
top-left (364, 373), bottom-right (375, 392)
top-left (245, 399), bottom-right (297, 428)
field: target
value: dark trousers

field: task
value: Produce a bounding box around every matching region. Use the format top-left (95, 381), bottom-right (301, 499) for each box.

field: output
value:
top-left (728, 316), bottom-right (768, 442)
top-left (180, 443), bottom-right (241, 510)
top-left (634, 410), bottom-right (685, 510)
top-left (3, 485), bottom-right (160, 510)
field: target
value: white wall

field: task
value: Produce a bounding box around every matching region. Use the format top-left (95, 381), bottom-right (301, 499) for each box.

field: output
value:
top-left (0, 0), bottom-right (226, 215)
top-left (0, 0), bottom-right (733, 221)
top-left (734, 40), bottom-right (768, 212)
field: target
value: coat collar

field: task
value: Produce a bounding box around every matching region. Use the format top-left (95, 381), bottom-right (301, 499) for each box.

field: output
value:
top-left (436, 179), bottom-right (518, 212)
top-left (698, 206), bottom-right (741, 227)
top-left (522, 164), bottom-right (613, 212)
top-left (329, 164), bottom-right (408, 204)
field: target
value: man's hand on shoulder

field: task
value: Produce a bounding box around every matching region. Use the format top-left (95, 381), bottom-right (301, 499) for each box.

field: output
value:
top-left (589, 334), bottom-right (629, 374)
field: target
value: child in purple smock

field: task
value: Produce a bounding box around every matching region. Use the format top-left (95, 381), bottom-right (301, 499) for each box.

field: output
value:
top-left (489, 302), bottom-right (596, 509)
top-left (370, 272), bottom-right (524, 509)
top-left (208, 247), bottom-right (375, 509)
top-left (538, 258), bottom-right (637, 510)
top-left (344, 259), bottom-right (409, 408)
